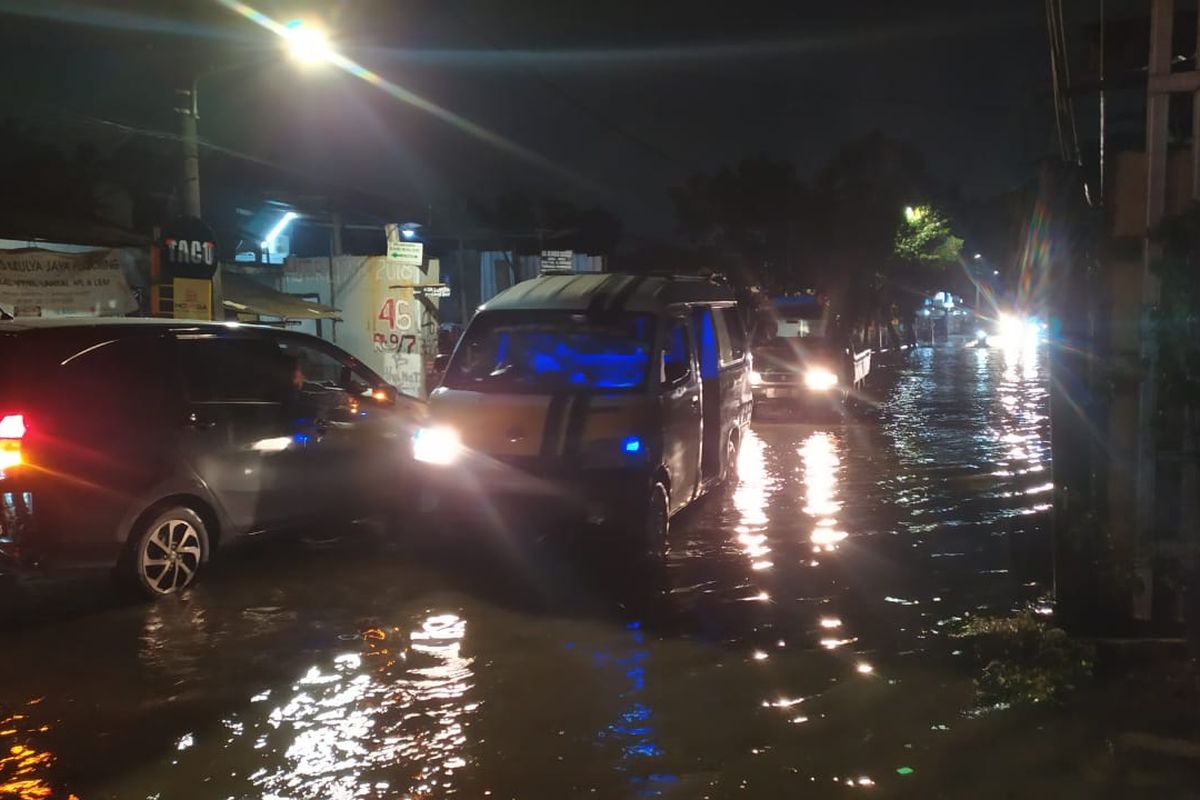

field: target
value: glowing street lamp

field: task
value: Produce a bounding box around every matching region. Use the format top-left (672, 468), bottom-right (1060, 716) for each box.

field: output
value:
top-left (284, 19), bottom-right (333, 64)
top-left (179, 18), bottom-right (338, 220)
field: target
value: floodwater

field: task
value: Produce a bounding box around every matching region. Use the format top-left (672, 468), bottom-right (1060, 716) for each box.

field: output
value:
top-left (0, 338), bottom-right (1126, 799)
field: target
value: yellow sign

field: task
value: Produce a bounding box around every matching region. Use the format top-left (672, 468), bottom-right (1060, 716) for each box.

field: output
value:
top-left (173, 277), bottom-right (213, 320)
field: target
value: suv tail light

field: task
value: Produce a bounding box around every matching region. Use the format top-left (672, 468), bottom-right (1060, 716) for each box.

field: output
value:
top-left (0, 413), bottom-right (26, 474)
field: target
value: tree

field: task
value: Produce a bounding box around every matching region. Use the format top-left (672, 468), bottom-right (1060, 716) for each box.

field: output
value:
top-left (894, 204), bottom-right (963, 263)
top-left (669, 154), bottom-right (805, 291)
top-left (668, 133), bottom-right (962, 326)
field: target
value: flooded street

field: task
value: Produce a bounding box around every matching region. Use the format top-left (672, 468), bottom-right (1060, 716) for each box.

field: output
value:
top-left (0, 339), bottom-right (1111, 800)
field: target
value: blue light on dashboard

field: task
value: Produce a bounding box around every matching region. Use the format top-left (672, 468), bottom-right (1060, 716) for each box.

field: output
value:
top-left (623, 436), bottom-right (643, 454)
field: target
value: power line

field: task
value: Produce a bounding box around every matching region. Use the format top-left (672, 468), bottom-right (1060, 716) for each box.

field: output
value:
top-left (14, 107), bottom-right (415, 212)
top-left (1044, 0), bottom-right (1092, 204)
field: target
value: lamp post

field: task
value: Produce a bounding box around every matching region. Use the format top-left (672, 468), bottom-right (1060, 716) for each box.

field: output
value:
top-left (174, 20), bottom-right (333, 220)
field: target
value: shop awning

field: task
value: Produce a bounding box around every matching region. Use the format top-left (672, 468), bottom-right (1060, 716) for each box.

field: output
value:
top-left (222, 271), bottom-right (340, 320)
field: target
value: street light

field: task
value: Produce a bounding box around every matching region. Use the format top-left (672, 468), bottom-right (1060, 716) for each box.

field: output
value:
top-left (177, 19), bottom-right (336, 219)
top-left (284, 19), bottom-right (333, 64)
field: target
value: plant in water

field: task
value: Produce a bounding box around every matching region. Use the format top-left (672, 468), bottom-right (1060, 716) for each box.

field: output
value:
top-left (954, 611), bottom-right (1094, 707)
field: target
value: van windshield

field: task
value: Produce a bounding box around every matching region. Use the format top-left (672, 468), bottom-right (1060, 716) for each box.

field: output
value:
top-left (444, 311), bottom-right (653, 393)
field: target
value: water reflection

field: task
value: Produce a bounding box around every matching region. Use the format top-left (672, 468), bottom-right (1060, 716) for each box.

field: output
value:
top-left (154, 612), bottom-right (475, 799)
top-left (0, 703), bottom-right (73, 800)
top-left (801, 432), bottom-right (846, 553)
top-left (594, 622), bottom-right (676, 796)
top-left (987, 337), bottom-right (1052, 521)
top-left (732, 429), bottom-right (773, 571)
top-left (883, 343), bottom-right (1052, 567)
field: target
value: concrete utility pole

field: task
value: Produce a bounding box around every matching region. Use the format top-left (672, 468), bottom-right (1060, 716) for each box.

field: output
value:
top-left (176, 82), bottom-right (202, 219)
top-left (1128, 0), bottom-right (1174, 620)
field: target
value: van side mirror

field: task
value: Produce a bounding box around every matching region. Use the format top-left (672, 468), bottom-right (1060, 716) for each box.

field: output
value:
top-left (429, 354), bottom-right (451, 387)
top-left (663, 353), bottom-right (690, 386)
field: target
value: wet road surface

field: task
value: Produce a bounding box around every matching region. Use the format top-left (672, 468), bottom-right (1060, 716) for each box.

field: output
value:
top-left (0, 339), bottom-right (1116, 799)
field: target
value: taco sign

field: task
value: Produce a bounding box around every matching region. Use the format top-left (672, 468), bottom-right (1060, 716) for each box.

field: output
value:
top-left (161, 217), bottom-right (218, 279)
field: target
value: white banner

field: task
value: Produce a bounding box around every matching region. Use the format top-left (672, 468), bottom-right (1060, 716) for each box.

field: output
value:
top-left (0, 249), bottom-right (137, 318)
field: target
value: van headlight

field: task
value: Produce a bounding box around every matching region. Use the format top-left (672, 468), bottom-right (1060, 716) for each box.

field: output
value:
top-left (803, 367), bottom-right (839, 391)
top-left (412, 426), bottom-right (463, 466)
top-left (749, 370), bottom-right (764, 386)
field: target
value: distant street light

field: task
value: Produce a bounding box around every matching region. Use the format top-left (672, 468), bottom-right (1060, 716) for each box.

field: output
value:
top-left (993, 270), bottom-right (1000, 276)
top-left (973, 252), bottom-right (982, 260)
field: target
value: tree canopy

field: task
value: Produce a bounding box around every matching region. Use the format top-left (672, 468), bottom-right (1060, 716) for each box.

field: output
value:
top-left (669, 131), bottom-right (963, 318)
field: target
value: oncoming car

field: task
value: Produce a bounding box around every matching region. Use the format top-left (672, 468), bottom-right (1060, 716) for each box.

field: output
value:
top-left (416, 273), bottom-right (753, 559)
top-left (750, 295), bottom-right (870, 415)
top-left (0, 319), bottom-right (422, 598)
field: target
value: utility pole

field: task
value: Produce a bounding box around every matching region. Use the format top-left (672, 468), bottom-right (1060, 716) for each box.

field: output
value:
top-left (328, 211), bottom-right (342, 343)
top-left (457, 237), bottom-right (469, 326)
top-left (1133, 0), bottom-right (1173, 620)
top-left (176, 81), bottom-right (202, 219)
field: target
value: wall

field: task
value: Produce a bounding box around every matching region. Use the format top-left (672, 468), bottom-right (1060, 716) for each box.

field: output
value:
top-left (1110, 149), bottom-right (1195, 237)
top-left (282, 255), bottom-right (440, 399)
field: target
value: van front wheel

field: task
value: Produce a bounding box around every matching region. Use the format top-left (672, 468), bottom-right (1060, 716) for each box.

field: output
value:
top-left (640, 483), bottom-right (670, 562)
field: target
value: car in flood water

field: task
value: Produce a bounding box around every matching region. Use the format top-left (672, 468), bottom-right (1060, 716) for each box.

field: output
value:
top-left (750, 295), bottom-right (869, 416)
top-left (0, 319), bottom-right (423, 598)
top-left (416, 273), bottom-right (753, 558)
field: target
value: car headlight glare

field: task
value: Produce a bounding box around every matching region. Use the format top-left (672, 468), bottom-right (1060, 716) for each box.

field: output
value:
top-left (413, 426), bottom-right (463, 465)
top-left (804, 367), bottom-right (839, 391)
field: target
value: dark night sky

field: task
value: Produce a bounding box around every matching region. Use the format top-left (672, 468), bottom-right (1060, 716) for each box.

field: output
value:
top-left (0, 0), bottom-right (1065, 238)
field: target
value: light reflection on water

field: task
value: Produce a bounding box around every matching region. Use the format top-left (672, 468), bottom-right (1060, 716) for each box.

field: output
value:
top-left (801, 432), bottom-right (848, 558)
top-left (884, 343), bottom-right (1051, 537)
top-left (0, 702), bottom-right (73, 800)
top-left (152, 612), bottom-right (476, 800)
top-left (733, 430), bottom-right (773, 572)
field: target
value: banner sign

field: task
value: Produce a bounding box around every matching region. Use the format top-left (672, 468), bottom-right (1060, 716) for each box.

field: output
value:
top-left (0, 248), bottom-right (138, 318)
top-left (387, 241), bottom-right (424, 267)
top-left (540, 250), bottom-right (574, 272)
top-left (414, 285), bottom-right (451, 298)
top-left (173, 277), bottom-right (213, 320)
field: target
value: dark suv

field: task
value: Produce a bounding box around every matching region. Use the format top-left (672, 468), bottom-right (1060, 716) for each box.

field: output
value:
top-left (0, 319), bottom-right (423, 597)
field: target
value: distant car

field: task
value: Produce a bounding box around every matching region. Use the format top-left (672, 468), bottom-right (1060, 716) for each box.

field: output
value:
top-left (749, 296), bottom-right (870, 414)
top-left (0, 319), bottom-right (423, 598)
